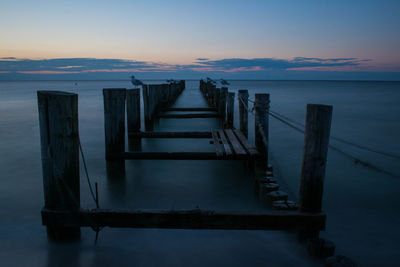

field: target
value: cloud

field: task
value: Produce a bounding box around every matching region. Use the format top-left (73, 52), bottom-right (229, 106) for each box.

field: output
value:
top-left (1, 56), bottom-right (398, 80)
top-left (195, 58), bottom-right (209, 61)
top-left (190, 57), bottom-right (367, 72)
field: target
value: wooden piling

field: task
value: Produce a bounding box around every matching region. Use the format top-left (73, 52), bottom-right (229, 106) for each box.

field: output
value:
top-left (298, 104), bottom-right (332, 241)
top-left (254, 94), bottom-right (270, 162)
top-left (238, 90), bottom-right (249, 138)
top-left (219, 87), bottom-right (228, 125)
top-left (37, 90), bottom-right (80, 239)
top-left (126, 89), bottom-right (141, 133)
top-left (142, 84), bottom-right (152, 130)
top-left (126, 89), bottom-right (141, 150)
top-left (299, 104), bottom-right (333, 213)
top-left (227, 92), bottom-right (235, 128)
top-left (103, 89), bottom-right (126, 160)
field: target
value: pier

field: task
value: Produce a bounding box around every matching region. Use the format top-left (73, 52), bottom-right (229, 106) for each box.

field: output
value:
top-left (38, 80), bottom-right (334, 260)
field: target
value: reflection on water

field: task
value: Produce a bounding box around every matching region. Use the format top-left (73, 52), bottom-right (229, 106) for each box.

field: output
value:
top-left (1, 80), bottom-right (400, 266)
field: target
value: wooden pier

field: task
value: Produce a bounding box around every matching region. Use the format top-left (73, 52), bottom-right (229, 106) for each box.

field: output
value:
top-left (37, 80), bottom-right (334, 259)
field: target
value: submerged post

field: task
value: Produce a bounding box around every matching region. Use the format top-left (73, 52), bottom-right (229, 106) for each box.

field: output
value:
top-left (37, 90), bottom-right (80, 239)
top-left (299, 104), bottom-right (333, 213)
top-left (103, 88), bottom-right (126, 160)
top-left (238, 90), bottom-right (249, 138)
top-left (227, 92), bottom-right (235, 128)
top-left (254, 94), bottom-right (270, 163)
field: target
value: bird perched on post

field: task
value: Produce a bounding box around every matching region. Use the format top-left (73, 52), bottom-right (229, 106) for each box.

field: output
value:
top-left (166, 79), bottom-right (177, 84)
top-left (220, 79), bottom-right (230, 86)
top-left (130, 75), bottom-right (143, 88)
top-left (206, 77), bottom-right (216, 84)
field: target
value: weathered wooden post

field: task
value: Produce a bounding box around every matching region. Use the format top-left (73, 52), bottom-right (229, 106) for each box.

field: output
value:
top-left (238, 90), bottom-right (249, 138)
top-left (254, 94), bottom-right (270, 163)
top-left (127, 88), bottom-right (141, 150)
top-left (127, 89), bottom-right (141, 133)
top-left (298, 104), bottom-right (333, 241)
top-left (142, 84), bottom-right (153, 131)
top-left (219, 87), bottom-right (228, 125)
top-left (37, 91), bottom-right (80, 240)
top-left (103, 88), bottom-right (126, 160)
top-left (226, 92), bottom-right (235, 128)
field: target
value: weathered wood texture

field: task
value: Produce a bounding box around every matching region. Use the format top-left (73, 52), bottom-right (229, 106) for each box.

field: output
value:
top-left (128, 131), bottom-right (212, 138)
top-left (255, 94), bottom-right (270, 162)
top-left (38, 91), bottom-right (80, 211)
top-left (38, 91), bottom-right (80, 239)
top-left (226, 92), bottom-right (235, 128)
top-left (225, 129), bottom-right (246, 155)
top-left (238, 90), bottom-right (249, 138)
top-left (233, 130), bottom-right (258, 155)
top-left (42, 209), bottom-right (326, 231)
top-left (126, 89), bottom-right (141, 133)
top-left (299, 104), bottom-right (333, 213)
top-left (103, 89), bottom-right (126, 160)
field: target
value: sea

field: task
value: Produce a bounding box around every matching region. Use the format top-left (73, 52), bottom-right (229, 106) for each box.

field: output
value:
top-left (0, 80), bottom-right (399, 266)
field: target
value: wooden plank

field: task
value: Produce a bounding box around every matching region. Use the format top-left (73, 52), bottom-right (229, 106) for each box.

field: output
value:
top-left (120, 152), bottom-right (255, 160)
top-left (42, 209), bottom-right (326, 231)
top-left (212, 130), bottom-right (224, 157)
top-left (233, 129), bottom-right (259, 156)
top-left (159, 113), bottom-right (220, 118)
top-left (224, 129), bottom-right (247, 155)
top-left (128, 131), bottom-right (212, 139)
top-left (218, 130), bottom-right (232, 155)
top-left (163, 107), bottom-right (217, 112)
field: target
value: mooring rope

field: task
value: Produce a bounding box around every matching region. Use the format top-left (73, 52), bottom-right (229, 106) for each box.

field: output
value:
top-left (77, 136), bottom-right (103, 244)
top-left (239, 95), bottom-right (400, 178)
top-left (78, 136), bottom-right (99, 208)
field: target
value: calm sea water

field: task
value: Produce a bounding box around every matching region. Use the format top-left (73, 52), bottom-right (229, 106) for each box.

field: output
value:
top-left (0, 80), bottom-right (399, 266)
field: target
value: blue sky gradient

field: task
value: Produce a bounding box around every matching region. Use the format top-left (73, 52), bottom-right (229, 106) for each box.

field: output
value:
top-left (0, 0), bottom-right (399, 80)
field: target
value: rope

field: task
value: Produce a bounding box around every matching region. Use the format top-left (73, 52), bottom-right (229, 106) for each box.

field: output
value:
top-left (264, 107), bottom-right (400, 178)
top-left (269, 109), bottom-right (400, 160)
top-left (240, 96), bottom-right (399, 177)
top-left (78, 136), bottom-right (99, 208)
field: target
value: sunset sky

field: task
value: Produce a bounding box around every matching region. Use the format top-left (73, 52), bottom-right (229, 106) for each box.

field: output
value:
top-left (1, 0), bottom-right (399, 80)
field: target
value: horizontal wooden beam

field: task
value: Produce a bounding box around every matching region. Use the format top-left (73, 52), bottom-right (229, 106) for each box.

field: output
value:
top-left (159, 113), bottom-right (220, 119)
top-left (120, 152), bottom-right (259, 160)
top-left (163, 107), bottom-right (217, 112)
top-left (128, 131), bottom-right (212, 139)
top-left (42, 208), bottom-right (326, 231)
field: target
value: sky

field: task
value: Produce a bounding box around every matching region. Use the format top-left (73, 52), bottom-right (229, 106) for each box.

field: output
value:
top-left (0, 0), bottom-right (400, 80)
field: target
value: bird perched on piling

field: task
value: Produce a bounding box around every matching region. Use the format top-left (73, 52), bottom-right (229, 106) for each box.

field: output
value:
top-left (166, 79), bottom-right (177, 84)
top-left (219, 79), bottom-right (230, 86)
top-left (206, 77), bottom-right (216, 84)
top-left (130, 75), bottom-right (143, 88)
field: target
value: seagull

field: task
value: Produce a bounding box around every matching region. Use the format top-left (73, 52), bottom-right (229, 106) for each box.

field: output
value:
top-left (166, 79), bottom-right (177, 84)
top-left (220, 79), bottom-right (230, 86)
top-left (130, 75), bottom-right (143, 88)
top-left (206, 77), bottom-right (216, 84)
